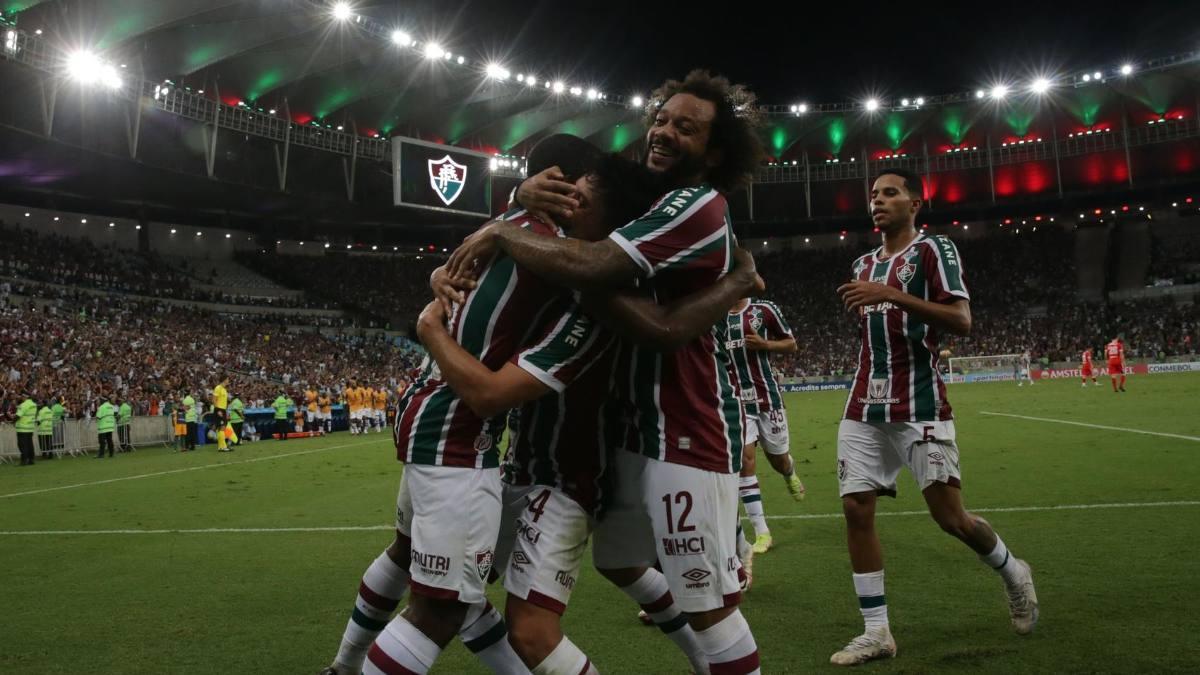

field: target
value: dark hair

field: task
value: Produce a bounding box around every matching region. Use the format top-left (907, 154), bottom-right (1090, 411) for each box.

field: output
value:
top-left (643, 70), bottom-right (765, 194)
top-left (587, 154), bottom-right (664, 226)
top-left (876, 168), bottom-right (925, 200)
top-left (527, 134), bottom-right (601, 181)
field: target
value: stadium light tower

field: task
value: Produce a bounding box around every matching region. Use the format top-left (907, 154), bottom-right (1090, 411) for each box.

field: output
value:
top-left (332, 3), bottom-right (353, 21)
top-left (1030, 77), bottom-right (1051, 94)
top-left (65, 50), bottom-right (122, 89)
top-left (390, 30), bottom-right (412, 47)
top-left (423, 43), bottom-right (445, 59)
top-left (990, 84), bottom-right (1008, 100)
top-left (631, 95), bottom-right (644, 107)
top-left (1120, 63), bottom-right (1134, 76)
top-left (864, 98), bottom-right (879, 112)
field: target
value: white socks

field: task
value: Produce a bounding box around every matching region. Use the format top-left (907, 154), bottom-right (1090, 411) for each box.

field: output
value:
top-left (532, 636), bottom-right (597, 675)
top-left (459, 601), bottom-right (530, 673)
top-left (694, 610), bottom-right (760, 674)
top-left (738, 476), bottom-right (769, 536)
top-left (981, 535), bottom-right (1025, 587)
top-left (852, 571), bottom-right (888, 631)
top-left (333, 550), bottom-right (410, 673)
top-left (364, 616), bottom-right (441, 675)
top-left (618, 568), bottom-right (708, 674)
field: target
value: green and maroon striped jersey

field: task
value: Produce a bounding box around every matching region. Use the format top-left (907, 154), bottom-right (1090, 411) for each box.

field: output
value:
top-left (395, 209), bottom-right (580, 468)
top-left (503, 307), bottom-right (617, 514)
top-left (607, 184), bottom-right (744, 474)
top-left (718, 299), bottom-right (792, 416)
top-left (843, 234), bottom-right (968, 423)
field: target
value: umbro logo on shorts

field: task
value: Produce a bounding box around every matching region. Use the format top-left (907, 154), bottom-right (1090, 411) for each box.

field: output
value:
top-left (681, 568), bottom-right (711, 582)
top-left (512, 551), bottom-right (532, 567)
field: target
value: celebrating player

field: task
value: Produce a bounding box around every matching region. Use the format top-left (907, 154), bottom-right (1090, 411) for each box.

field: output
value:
top-left (831, 169), bottom-right (1038, 665)
top-left (1016, 351), bottom-right (1034, 387)
top-left (1106, 336), bottom-right (1127, 392)
top-left (718, 297), bottom-right (805, 555)
top-left (446, 70), bottom-right (766, 674)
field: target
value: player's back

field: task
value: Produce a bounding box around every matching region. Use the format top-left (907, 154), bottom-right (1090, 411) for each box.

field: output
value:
top-left (396, 211), bottom-right (576, 469)
top-left (1106, 340), bottom-right (1123, 361)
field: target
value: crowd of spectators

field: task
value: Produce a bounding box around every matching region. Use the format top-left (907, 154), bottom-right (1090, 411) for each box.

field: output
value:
top-left (0, 223), bottom-right (332, 310)
top-left (237, 251), bottom-right (443, 329)
top-left (0, 289), bottom-right (423, 424)
top-left (754, 226), bottom-right (1198, 379)
top-left (1148, 231), bottom-right (1200, 286)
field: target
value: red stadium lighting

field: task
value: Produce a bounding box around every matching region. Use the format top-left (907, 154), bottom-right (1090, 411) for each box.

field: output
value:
top-left (1004, 218), bottom-right (1012, 224)
top-left (952, 220), bottom-right (959, 226)
top-left (428, 245), bottom-right (436, 251)
top-left (1093, 208), bottom-right (1102, 215)
top-left (1121, 205), bottom-right (1129, 212)
top-left (1034, 216), bottom-right (1042, 221)
top-left (1187, 197), bottom-right (1194, 204)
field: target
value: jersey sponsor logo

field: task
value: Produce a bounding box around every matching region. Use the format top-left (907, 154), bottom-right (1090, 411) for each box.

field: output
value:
top-left (555, 570), bottom-right (577, 590)
top-left (724, 338), bottom-right (746, 350)
top-left (515, 518), bottom-right (542, 546)
top-left (678, 436), bottom-right (691, 451)
top-left (860, 377), bottom-right (901, 405)
top-left (411, 550), bottom-right (450, 576)
top-left (660, 188), bottom-right (699, 216)
top-left (475, 549), bottom-right (494, 580)
top-left (936, 236), bottom-right (960, 266)
top-left (861, 301), bottom-right (898, 314)
top-left (853, 258), bottom-right (869, 278)
top-left (662, 535), bottom-right (706, 556)
top-left (428, 155), bottom-right (467, 206)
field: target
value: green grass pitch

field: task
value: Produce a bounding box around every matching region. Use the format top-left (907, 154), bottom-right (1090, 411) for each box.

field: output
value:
top-left (3, 373), bottom-right (1199, 673)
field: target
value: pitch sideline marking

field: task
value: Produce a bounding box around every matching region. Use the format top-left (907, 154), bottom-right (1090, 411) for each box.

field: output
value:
top-left (979, 411), bottom-right (1200, 442)
top-left (1, 500), bottom-right (1197, 535)
top-left (0, 438), bottom-right (385, 500)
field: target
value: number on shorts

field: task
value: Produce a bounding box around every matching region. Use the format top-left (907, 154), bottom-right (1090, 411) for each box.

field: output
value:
top-left (526, 489), bottom-right (551, 523)
top-left (661, 491), bottom-right (696, 534)
top-left (922, 425), bottom-right (935, 442)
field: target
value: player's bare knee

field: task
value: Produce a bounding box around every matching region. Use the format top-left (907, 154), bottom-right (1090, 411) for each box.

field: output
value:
top-left (931, 510), bottom-right (972, 540)
top-left (401, 596), bottom-right (466, 647)
top-left (505, 611), bottom-right (561, 664)
top-left (596, 566), bottom-right (645, 588)
top-left (841, 493), bottom-right (876, 530)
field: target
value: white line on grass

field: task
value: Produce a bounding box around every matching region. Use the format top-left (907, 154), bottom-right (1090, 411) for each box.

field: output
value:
top-left (0, 438), bottom-right (385, 500)
top-left (980, 411), bottom-right (1200, 442)
top-left (2, 500), bottom-right (1196, 535)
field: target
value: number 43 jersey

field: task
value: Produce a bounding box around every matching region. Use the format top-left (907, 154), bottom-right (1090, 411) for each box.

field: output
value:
top-left (843, 234), bottom-right (968, 424)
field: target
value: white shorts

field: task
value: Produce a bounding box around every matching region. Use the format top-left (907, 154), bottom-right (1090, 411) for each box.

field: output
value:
top-left (746, 409), bottom-right (789, 456)
top-left (375, 410), bottom-right (386, 422)
top-left (592, 451), bottom-right (742, 613)
top-left (836, 419), bottom-right (961, 497)
top-left (395, 464), bottom-right (502, 604)
top-left (305, 410), bottom-right (316, 422)
top-left (319, 411), bottom-right (331, 421)
top-left (495, 484), bottom-right (592, 615)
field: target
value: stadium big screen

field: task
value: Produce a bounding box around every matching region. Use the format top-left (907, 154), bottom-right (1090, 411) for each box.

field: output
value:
top-left (392, 136), bottom-right (493, 217)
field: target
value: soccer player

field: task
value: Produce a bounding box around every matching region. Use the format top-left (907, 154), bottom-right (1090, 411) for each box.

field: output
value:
top-left (1016, 351), bottom-right (1034, 387)
top-left (831, 168), bottom-right (1038, 665)
top-left (423, 158), bottom-right (759, 675)
top-left (344, 380), bottom-right (361, 434)
top-left (1080, 347), bottom-right (1097, 386)
top-left (305, 386), bottom-right (319, 432)
top-left (272, 391), bottom-right (290, 440)
top-left (1106, 336), bottom-right (1126, 392)
top-left (373, 386), bottom-right (388, 433)
top-left (446, 70), bottom-right (765, 674)
top-left (719, 297), bottom-right (806, 555)
top-left (229, 392), bottom-right (245, 446)
top-left (318, 390), bottom-right (333, 434)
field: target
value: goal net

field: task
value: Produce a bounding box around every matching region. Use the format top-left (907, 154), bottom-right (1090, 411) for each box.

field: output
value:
top-left (945, 353), bottom-right (1024, 384)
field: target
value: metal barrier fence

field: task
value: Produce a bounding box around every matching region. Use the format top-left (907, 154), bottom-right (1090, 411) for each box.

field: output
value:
top-left (0, 416), bottom-right (174, 463)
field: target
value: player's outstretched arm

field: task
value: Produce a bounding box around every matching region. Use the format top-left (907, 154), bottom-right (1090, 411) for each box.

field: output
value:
top-left (446, 220), bottom-right (641, 292)
top-left (585, 248), bottom-right (765, 351)
top-left (414, 301), bottom-right (550, 419)
top-left (837, 280), bottom-right (972, 335)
